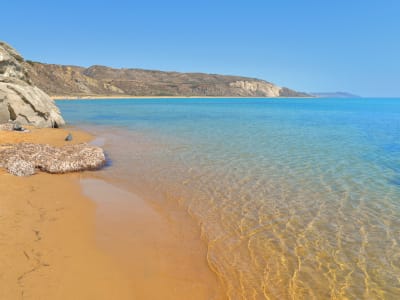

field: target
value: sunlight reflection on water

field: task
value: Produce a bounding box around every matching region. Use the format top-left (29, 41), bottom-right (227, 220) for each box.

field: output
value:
top-left (58, 98), bottom-right (400, 299)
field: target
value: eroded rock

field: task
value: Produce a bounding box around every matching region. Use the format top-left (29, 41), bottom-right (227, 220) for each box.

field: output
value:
top-left (0, 42), bottom-right (65, 127)
top-left (6, 157), bottom-right (35, 176)
top-left (0, 143), bottom-right (105, 176)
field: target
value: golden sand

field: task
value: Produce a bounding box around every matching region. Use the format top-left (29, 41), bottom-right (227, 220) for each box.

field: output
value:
top-left (82, 178), bottom-right (225, 299)
top-left (0, 127), bottom-right (225, 299)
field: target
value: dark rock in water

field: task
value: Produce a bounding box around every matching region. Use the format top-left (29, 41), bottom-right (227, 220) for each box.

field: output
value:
top-left (65, 133), bottom-right (73, 141)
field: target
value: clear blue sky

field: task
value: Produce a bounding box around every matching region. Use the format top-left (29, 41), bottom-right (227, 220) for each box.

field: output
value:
top-left (2, 0), bottom-right (399, 96)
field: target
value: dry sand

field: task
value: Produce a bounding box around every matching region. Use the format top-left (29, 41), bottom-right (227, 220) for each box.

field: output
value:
top-left (0, 128), bottom-right (132, 299)
top-left (0, 127), bottom-right (225, 299)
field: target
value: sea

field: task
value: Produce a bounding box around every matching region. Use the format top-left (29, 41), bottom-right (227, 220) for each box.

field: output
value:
top-left (57, 98), bottom-right (400, 299)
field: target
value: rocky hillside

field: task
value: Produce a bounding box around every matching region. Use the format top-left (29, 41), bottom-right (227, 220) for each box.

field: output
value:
top-left (25, 62), bottom-right (309, 98)
top-left (0, 42), bottom-right (65, 127)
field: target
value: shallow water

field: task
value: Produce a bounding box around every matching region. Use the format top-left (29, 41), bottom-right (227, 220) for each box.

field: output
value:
top-left (58, 98), bottom-right (400, 299)
top-left (81, 178), bottom-right (224, 299)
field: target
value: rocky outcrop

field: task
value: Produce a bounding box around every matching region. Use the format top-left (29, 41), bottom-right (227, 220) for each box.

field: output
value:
top-left (0, 143), bottom-right (106, 176)
top-left (25, 62), bottom-right (310, 98)
top-left (0, 42), bottom-right (65, 127)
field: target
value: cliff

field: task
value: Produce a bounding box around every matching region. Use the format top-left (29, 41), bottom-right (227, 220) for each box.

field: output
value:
top-left (0, 42), bottom-right (65, 127)
top-left (25, 62), bottom-right (309, 98)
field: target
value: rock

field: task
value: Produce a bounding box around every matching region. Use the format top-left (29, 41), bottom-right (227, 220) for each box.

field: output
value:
top-left (0, 121), bottom-right (29, 132)
top-left (0, 42), bottom-right (65, 128)
top-left (0, 42), bottom-right (29, 82)
top-left (0, 122), bottom-right (14, 131)
top-left (65, 133), bottom-right (73, 141)
top-left (6, 156), bottom-right (35, 176)
top-left (229, 80), bottom-right (281, 97)
top-left (12, 122), bottom-right (23, 131)
top-left (0, 143), bottom-right (106, 176)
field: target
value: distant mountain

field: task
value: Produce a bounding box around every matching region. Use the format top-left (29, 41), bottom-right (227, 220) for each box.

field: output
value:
top-left (311, 92), bottom-right (361, 98)
top-left (24, 62), bottom-right (310, 98)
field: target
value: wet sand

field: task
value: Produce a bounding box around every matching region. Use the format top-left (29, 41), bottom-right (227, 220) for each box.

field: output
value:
top-left (82, 178), bottom-right (224, 299)
top-left (0, 128), bottom-right (224, 299)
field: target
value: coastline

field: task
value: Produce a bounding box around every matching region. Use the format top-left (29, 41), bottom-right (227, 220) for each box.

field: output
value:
top-left (0, 127), bottom-right (225, 299)
top-left (52, 95), bottom-right (315, 100)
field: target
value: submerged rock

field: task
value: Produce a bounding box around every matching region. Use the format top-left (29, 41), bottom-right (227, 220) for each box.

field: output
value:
top-left (0, 143), bottom-right (105, 176)
top-left (0, 42), bottom-right (65, 128)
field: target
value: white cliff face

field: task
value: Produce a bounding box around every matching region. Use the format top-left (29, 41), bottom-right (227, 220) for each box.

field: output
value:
top-left (229, 80), bottom-right (282, 97)
top-left (0, 42), bottom-right (65, 127)
top-left (0, 42), bottom-right (30, 82)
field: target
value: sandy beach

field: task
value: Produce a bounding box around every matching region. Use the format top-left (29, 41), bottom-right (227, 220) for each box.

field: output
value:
top-left (0, 128), bottom-right (224, 299)
top-left (0, 128), bottom-right (133, 299)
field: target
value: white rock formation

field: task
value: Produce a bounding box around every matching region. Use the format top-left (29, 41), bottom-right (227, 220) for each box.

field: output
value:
top-left (229, 80), bottom-right (282, 97)
top-left (0, 42), bottom-right (65, 127)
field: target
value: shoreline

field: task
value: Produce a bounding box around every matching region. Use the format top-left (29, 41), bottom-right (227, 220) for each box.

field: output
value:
top-left (52, 95), bottom-right (315, 100)
top-left (81, 177), bottom-right (225, 299)
top-left (0, 127), bottom-right (225, 299)
top-left (0, 127), bottom-right (133, 299)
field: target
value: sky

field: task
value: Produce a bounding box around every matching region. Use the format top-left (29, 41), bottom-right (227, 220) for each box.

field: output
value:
top-left (2, 0), bottom-right (399, 97)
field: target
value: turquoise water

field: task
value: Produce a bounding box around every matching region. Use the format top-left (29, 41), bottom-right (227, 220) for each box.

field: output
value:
top-left (58, 98), bottom-right (400, 299)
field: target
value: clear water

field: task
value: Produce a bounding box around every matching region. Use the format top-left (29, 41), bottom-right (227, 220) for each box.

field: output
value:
top-left (58, 98), bottom-right (400, 299)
